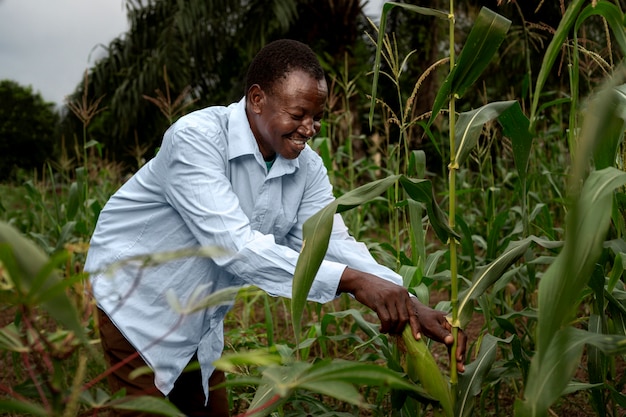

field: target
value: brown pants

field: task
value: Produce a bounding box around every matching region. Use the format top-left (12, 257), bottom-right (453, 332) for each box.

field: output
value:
top-left (97, 308), bottom-right (230, 416)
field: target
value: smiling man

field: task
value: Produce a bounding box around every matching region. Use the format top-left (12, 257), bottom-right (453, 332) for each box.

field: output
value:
top-left (85, 39), bottom-right (465, 417)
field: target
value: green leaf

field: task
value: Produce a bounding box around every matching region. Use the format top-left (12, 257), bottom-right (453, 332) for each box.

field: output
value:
top-left (0, 399), bottom-right (48, 416)
top-left (246, 363), bottom-right (309, 416)
top-left (453, 101), bottom-right (517, 167)
top-left (590, 84), bottom-right (626, 170)
top-left (0, 323), bottom-right (29, 352)
top-left (456, 334), bottom-right (514, 417)
top-left (516, 328), bottom-right (626, 417)
top-left (498, 101), bottom-right (534, 183)
top-left (399, 176), bottom-right (460, 243)
top-left (537, 168), bottom-right (626, 355)
top-left (519, 164), bottom-right (626, 416)
top-left (0, 222), bottom-right (86, 342)
top-left (457, 238), bottom-right (532, 328)
top-left (301, 359), bottom-right (419, 392)
top-left (79, 387), bottom-right (111, 407)
top-left (587, 314), bottom-right (606, 415)
top-left (213, 349), bottom-right (283, 373)
top-left (530, 0), bottom-right (585, 127)
top-left (576, 1), bottom-right (626, 57)
top-left (112, 395), bottom-right (185, 416)
top-left (66, 181), bottom-right (80, 221)
top-left (429, 7), bottom-right (511, 126)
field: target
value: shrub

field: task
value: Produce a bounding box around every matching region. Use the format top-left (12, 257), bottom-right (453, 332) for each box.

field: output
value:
top-left (0, 80), bottom-right (59, 181)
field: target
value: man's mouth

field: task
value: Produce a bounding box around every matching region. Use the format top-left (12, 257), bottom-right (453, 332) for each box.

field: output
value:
top-left (289, 137), bottom-right (307, 146)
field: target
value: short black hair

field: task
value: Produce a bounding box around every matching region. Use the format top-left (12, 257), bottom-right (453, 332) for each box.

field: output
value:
top-left (244, 39), bottom-right (325, 97)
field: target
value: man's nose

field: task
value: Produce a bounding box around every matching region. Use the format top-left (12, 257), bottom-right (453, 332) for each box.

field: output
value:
top-left (298, 118), bottom-right (316, 137)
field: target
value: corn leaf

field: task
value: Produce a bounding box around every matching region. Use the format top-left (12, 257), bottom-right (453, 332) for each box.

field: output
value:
top-left (453, 101), bottom-right (517, 167)
top-left (576, 1), bottom-right (626, 57)
top-left (0, 222), bottom-right (86, 342)
top-left (0, 323), bottom-right (28, 352)
top-left (300, 359), bottom-right (419, 390)
top-left (456, 334), bottom-right (514, 417)
top-left (112, 396), bottom-right (185, 416)
top-left (245, 359), bottom-right (422, 417)
top-left (537, 168), bottom-right (626, 356)
top-left (429, 7), bottom-right (511, 126)
top-left (530, 0), bottom-right (585, 127)
top-left (517, 103), bottom-right (626, 417)
top-left (457, 237), bottom-right (533, 328)
top-left (0, 400), bottom-right (48, 416)
top-left (591, 84), bottom-right (626, 170)
top-left (213, 349), bottom-right (283, 374)
top-left (498, 101), bottom-right (534, 183)
top-left (518, 74), bottom-right (626, 415)
top-left (515, 328), bottom-right (626, 417)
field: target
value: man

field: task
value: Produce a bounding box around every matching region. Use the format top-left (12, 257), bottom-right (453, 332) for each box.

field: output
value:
top-left (85, 39), bottom-right (465, 417)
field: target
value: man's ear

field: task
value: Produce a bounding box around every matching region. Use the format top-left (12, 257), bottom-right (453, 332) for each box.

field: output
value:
top-left (247, 84), bottom-right (265, 115)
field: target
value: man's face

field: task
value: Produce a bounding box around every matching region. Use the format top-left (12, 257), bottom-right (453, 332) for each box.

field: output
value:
top-left (248, 70), bottom-right (328, 160)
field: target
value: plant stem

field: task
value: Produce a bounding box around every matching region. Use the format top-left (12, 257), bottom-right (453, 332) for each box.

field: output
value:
top-left (447, 0), bottom-right (459, 396)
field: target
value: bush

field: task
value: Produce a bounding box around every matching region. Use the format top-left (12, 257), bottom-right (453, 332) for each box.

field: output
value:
top-left (0, 80), bottom-right (59, 181)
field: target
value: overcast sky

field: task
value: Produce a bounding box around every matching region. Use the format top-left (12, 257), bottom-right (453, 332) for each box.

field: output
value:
top-left (0, 0), bottom-right (128, 108)
top-left (0, 0), bottom-right (382, 109)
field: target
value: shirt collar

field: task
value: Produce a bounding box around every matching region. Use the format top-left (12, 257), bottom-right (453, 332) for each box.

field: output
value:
top-left (227, 98), bottom-right (300, 175)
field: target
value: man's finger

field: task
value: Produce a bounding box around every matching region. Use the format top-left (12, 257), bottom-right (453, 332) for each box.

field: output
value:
top-left (408, 313), bottom-right (421, 340)
top-left (377, 305), bottom-right (391, 333)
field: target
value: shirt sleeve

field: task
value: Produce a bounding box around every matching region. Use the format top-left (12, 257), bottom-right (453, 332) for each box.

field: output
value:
top-left (158, 124), bottom-right (345, 303)
top-left (284, 156), bottom-right (403, 287)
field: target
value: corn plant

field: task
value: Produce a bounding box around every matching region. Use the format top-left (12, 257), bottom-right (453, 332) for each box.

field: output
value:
top-left (515, 76), bottom-right (626, 417)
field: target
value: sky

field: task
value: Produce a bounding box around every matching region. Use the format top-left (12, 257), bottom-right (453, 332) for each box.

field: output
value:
top-left (0, 0), bottom-right (382, 109)
top-left (0, 0), bottom-right (128, 108)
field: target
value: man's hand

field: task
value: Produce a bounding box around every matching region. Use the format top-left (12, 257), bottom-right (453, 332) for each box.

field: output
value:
top-left (410, 298), bottom-right (466, 372)
top-left (337, 267), bottom-right (466, 372)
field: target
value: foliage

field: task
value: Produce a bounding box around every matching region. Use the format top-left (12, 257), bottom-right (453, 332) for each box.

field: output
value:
top-left (0, 80), bottom-right (59, 181)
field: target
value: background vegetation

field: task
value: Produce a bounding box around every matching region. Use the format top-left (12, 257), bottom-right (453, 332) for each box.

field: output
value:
top-left (2, 0), bottom-right (626, 416)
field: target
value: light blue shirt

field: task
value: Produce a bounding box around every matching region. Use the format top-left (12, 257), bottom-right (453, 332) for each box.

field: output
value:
top-left (84, 98), bottom-right (401, 399)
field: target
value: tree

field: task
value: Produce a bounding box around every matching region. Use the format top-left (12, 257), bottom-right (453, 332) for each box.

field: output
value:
top-left (0, 80), bottom-right (59, 181)
top-left (61, 0), bottom-right (300, 167)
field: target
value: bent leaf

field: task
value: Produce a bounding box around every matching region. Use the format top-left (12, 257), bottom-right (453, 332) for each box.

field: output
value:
top-left (453, 100), bottom-right (517, 167)
top-left (530, 0), bottom-right (585, 127)
top-left (0, 222), bottom-right (86, 343)
top-left (498, 101), bottom-right (534, 183)
top-left (516, 328), bottom-right (626, 417)
top-left (456, 334), bottom-right (514, 417)
top-left (590, 84), bottom-right (626, 170)
top-left (429, 7), bottom-right (511, 126)
top-left (457, 237), bottom-right (532, 327)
